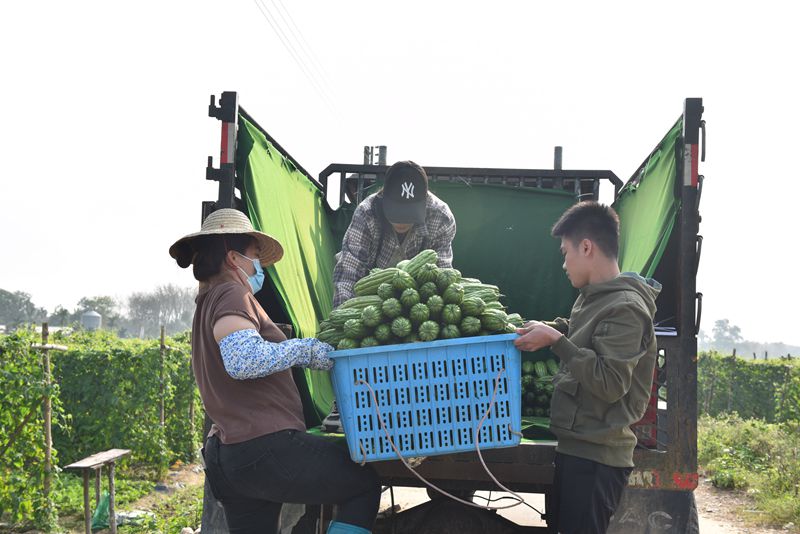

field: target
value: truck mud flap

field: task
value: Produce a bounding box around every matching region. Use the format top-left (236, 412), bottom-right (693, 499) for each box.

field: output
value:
top-left (608, 487), bottom-right (699, 534)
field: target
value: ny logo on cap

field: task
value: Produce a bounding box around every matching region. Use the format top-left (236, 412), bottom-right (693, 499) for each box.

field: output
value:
top-left (401, 182), bottom-right (415, 199)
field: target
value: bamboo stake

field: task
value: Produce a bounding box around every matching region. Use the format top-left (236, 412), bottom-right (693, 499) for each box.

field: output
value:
top-left (42, 323), bottom-right (52, 503)
top-left (160, 326), bottom-right (166, 428)
top-left (187, 330), bottom-right (196, 456)
top-left (82, 469), bottom-right (91, 534)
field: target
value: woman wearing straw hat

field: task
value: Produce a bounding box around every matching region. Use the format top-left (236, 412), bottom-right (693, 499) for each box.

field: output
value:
top-left (170, 208), bottom-right (380, 534)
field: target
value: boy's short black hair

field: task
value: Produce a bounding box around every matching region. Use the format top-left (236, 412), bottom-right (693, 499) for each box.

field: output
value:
top-left (551, 201), bottom-right (620, 259)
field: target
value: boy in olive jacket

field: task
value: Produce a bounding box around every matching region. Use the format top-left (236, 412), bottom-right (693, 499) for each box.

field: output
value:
top-left (515, 202), bottom-right (661, 534)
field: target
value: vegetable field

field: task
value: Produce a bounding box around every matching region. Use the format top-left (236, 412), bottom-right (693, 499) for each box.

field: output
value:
top-left (698, 351), bottom-right (800, 423)
top-left (0, 328), bottom-right (202, 530)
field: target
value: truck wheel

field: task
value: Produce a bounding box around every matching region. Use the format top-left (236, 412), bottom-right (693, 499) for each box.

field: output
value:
top-left (418, 500), bottom-right (500, 534)
top-left (426, 488), bottom-right (475, 502)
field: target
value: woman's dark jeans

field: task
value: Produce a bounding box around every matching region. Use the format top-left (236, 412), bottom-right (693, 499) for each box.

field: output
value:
top-left (203, 429), bottom-right (381, 533)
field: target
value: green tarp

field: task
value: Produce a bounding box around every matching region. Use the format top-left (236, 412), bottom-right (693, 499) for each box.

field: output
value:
top-left (614, 119), bottom-right (682, 277)
top-left (430, 182), bottom-right (577, 322)
top-left (236, 115), bottom-right (337, 420)
top-left (336, 181), bottom-right (578, 323)
top-left (431, 182), bottom-right (576, 436)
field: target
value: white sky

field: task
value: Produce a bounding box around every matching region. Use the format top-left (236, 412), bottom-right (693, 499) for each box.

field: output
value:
top-left (1, 1), bottom-right (798, 344)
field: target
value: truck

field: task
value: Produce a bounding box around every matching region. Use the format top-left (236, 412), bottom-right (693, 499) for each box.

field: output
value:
top-left (199, 91), bottom-right (705, 533)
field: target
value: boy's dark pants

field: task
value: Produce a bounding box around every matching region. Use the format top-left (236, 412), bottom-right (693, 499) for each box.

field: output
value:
top-left (548, 452), bottom-right (632, 534)
top-left (203, 429), bottom-right (381, 534)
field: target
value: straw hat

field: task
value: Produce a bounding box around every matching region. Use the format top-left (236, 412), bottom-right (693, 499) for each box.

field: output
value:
top-left (169, 208), bottom-right (284, 268)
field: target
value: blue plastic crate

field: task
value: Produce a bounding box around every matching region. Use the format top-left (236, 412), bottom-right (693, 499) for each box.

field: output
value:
top-left (329, 333), bottom-right (522, 463)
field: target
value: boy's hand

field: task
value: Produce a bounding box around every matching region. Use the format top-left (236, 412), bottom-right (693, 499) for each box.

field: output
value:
top-left (514, 321), bottom-right (563, 352)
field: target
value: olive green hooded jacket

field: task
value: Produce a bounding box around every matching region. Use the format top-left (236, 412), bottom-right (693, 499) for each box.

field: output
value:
top-left (548, 272), bottom-right (661, 468)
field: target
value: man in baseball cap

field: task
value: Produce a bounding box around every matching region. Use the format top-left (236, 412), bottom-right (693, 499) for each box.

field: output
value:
top-left (324, 161), bottom-right (456, 433)
top-left (332, 160), bottom-right (457, 306)
top-left (381, 161), bottom-right (429, 225)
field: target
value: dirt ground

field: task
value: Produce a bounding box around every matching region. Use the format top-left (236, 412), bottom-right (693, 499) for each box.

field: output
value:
top-left (53, 462), bottom-right (206, 534)
top-left (694, 475), bottom-right (791, 534)
top-left (52, 464), bottom-right (794, 533)
top-left (127, 460), bottom-right (205, 511)
top-left (377, 472), bottom-right (796, 533)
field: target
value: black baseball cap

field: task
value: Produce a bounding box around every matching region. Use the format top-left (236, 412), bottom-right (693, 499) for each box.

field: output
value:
top-left (382, 161), bottom-right (428, 224)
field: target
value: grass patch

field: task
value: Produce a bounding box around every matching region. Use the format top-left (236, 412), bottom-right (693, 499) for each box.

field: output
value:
top-left (699, 413), bottom-right (800, 527)
top-left (53, 473), bottom-right (153, 517)
top-left (49, 471), bottom-right (202, 534)
top-left (124, 484), bottom-right (203, 534)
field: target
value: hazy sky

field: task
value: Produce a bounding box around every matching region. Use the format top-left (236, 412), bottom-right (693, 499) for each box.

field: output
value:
top-left (1, 1), bottom-right (798, 344)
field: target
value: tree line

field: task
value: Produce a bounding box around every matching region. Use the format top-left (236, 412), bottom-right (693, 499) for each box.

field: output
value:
top-left (0, 285), bottom-right (196, 338)
top-left (699, 318), bottom-right (799, 360)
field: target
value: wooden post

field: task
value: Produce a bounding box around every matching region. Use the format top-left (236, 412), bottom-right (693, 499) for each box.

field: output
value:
top-left (29, 330), bottom-right (66, 522)
top-left (777, 366), bottom-right (791, 421)
top-left (726, 357), bottom-right (734, 412)
top-left (160, 326), bottom-right (166, 428)
top-left (82, 469), bottom-right (91, 534)
top-left (188, 331), bottom-right (195, 450)
top-left (727, 380), bottom-right (733, 412)
top-left (95, 466), bottom-right (102, 506)
top-left (188, 385), bottom-right (196, 457)
top-left (704, 363), bottom-right (716, 414)
top-left (189, 330), bottom-right (196, 457)
top-left (108, 462), bottom-right (117, 534)
top-left (42, 323), bottom-right (53, 504)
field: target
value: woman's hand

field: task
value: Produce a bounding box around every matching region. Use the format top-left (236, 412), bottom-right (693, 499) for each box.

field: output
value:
top-left (307, 340), bottom-right (335, 371)
top-left (513, 320), bottom-right (562, 352)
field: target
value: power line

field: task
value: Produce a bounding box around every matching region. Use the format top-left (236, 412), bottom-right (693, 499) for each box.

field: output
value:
top-left (270, 0), bottom-right (335, 91)
top-left (261, 0), bottom-right (339, 113)
top-left (251, 0), bottom-right (338, 115)
top-left (253, 0), bottom-right (328, 102)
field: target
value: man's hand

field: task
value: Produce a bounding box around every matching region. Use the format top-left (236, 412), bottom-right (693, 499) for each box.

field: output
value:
top-left (514, 320), bottom-right (563, 352)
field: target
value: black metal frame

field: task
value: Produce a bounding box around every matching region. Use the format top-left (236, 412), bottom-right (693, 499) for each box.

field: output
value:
top-left (203, 92), bottom-right (704, 494)
top-left (205, 92), bottom-right (238, 209)
top-left (320, 163), bottom-right (624, 207)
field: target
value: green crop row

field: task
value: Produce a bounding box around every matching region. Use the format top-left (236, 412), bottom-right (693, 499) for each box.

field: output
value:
top-left (698, 351), bottom-right (800, 422)
top-left (0, 329), bottom-right (202, 531)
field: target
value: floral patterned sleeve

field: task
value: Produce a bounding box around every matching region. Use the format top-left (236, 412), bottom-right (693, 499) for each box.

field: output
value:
top-left (218, 329), bottom-right (334, 379)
